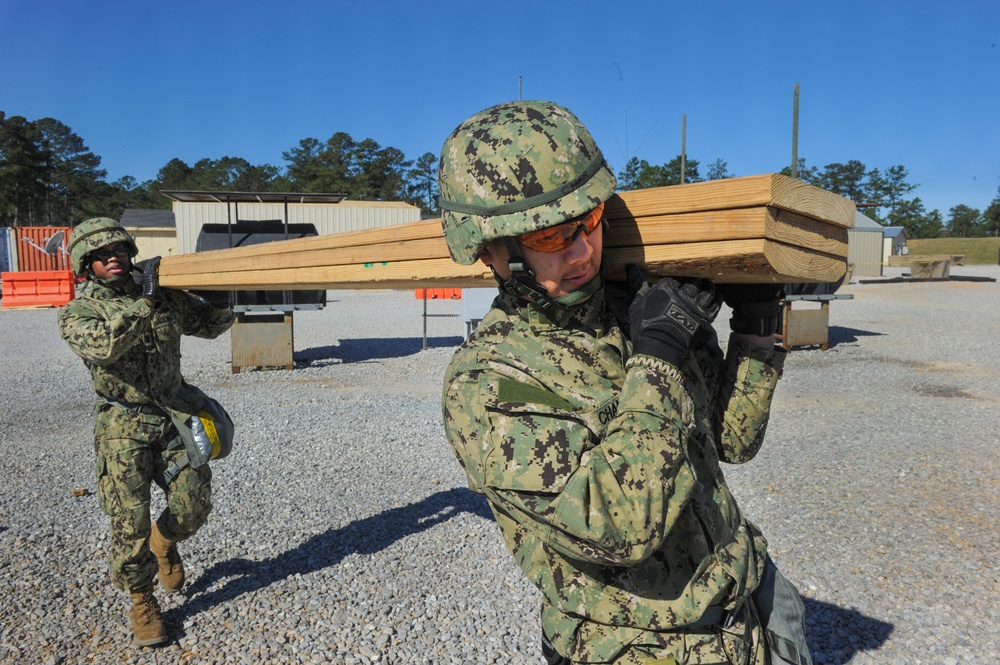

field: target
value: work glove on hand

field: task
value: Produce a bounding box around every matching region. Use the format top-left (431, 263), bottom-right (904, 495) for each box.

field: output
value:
top-left (715, 282), bottom-right (785, 336)
top-left (627, 264), bottom-right (721, 367)
top-left (135, 257), bottom-right (162, 307)
top-left (189, 289), bottom-right (232, 309)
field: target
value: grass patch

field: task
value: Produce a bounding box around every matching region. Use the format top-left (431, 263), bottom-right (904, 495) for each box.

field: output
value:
top-left (908, 237), bottom-right (1000, 264)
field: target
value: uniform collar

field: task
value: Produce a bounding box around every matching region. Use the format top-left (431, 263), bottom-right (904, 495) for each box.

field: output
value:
top-left (497, 287), bottom-right (607, 331)
top-left (88, 273), bottom-right (141, 298)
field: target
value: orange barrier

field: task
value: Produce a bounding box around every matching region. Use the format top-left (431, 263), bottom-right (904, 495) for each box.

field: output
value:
top-left (414, 288), bottom-right (462, 300)
top-left (1, 270), bottom-right (76, 308)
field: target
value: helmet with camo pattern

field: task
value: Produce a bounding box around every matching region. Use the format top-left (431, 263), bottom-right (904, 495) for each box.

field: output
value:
top-left (67, 217), bottom-right (138, 276)
top-left (438, 100), bottom-right (616, 265)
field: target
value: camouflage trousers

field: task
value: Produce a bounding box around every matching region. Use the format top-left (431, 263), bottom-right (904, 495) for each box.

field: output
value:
top-left (542, 598), bottom-right (768, 665)
top-left (541, 558), bottom-right (814, 664)
top-left (93, 403), bottom-right (212, 592)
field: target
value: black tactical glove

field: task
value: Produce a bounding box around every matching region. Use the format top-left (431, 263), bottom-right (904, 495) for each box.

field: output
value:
top-left (627, 265), bottom-right (721, 367)
top-left (715, 282), bottom-right (785, 336)
top-left (189, 289), bottom-right (232, 309)
top-left (134, 257), bottom-right (162, 307)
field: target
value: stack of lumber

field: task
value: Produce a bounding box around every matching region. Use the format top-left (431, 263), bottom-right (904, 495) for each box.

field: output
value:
top-left (158, 173), bottom-right (855, 291)
top-left (888, 253), bottom-right (965, 267)
top-left (603, 173), bottom-right (854, 283)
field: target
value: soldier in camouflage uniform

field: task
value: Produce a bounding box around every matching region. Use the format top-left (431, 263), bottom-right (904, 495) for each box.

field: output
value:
top-left (438, 101), bottom-right (812, 665)
top-left (58, 217), bottom-right (234, 647)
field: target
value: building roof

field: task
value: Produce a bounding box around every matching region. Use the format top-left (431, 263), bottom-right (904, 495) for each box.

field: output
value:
top-left (883, 226), bottom-right (909, 239)
top-left (852, 211), bottom-right (884, 229)
top-left (160, 190), bottom-right (348, 204)
top-left (120, 208), bottom-right (176, 228)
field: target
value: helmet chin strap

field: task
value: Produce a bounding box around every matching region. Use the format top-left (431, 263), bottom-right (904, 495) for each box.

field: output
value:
top-left (94, 273), bottom-right (132, 288)
top-left (493, 236), bottom-right (603, 310)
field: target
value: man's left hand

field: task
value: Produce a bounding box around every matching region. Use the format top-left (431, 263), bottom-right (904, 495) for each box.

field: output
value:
top-left (715, 283), bottom-right (785, 336)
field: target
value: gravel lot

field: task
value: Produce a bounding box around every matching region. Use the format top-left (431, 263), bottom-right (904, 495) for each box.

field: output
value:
top-left (1, 265), bottom-right (998, 664)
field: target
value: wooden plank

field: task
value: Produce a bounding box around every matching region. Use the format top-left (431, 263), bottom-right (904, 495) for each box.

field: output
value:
top-left (766, 209), bottom-right (848, 256)
top-left (889, 253), bottom-right (965, 266)
top-left (606, 173), bottom-right (856, 228)
top-left (160, 235), bottom-right (450, 276)
top-left (605, 239), bottom-right (845, 284)
top-left (158, 218), bottom-right (445, 276)
top-left (605, 206), bottom-right (847, 257)
top-left (160, 256), bottom-right (495, 290)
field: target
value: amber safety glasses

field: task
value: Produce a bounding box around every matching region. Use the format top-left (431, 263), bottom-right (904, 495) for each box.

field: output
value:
top-left (518, 203), bottom-right (605, 253)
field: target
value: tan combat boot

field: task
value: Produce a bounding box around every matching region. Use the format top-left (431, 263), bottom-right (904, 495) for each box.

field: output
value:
top-left (129, 583), bottom-right (167, 647)
top-left (149, 522), bottom-right (185, 592)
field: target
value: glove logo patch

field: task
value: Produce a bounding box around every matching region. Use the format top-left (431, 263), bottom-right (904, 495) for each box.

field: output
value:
top-left (666, 303), bottom-right (699, 334)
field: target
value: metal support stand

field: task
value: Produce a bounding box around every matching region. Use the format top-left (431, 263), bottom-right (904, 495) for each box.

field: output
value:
top-left (418, 288), bottom-right (460, 350)
top-left (231, 312), bottom-right (294, 372)
top-left (777, 294), bottom-right (853, 351)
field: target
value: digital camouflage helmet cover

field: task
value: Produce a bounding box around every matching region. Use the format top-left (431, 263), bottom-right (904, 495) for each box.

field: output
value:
top-left (67, 217), bottom-right (138, 276)
top-left (438, 100), bottom-right (616, 266)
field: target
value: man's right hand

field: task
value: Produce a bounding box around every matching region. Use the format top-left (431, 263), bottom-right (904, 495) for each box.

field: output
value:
top-left (627, 265), bottom-right (721, 366)
top-left (135, 257), bottom-right (162, 307)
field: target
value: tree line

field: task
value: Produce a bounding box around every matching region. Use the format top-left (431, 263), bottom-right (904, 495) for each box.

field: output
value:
top-left (619, 155), bottom-right (1000, 239)
top-left (0, 112), bottom-right (441, 226)
top-left (2, 110), bottom-right (998, 240)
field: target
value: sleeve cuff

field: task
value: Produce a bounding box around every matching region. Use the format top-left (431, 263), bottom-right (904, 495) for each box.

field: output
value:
top-left (726, 334), bottom-right (787, 373)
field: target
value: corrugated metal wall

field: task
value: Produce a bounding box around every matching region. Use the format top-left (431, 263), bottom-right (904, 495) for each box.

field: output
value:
top-left (847, 228), bottom-right (884, 277)
top-left (173, 201), bottom-right (423, 255)
top-left (15, 226), bottom-right (72, 271)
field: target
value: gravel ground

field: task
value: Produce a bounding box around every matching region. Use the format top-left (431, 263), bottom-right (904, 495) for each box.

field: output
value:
top-left (1, 265), bottom-right (998, 664)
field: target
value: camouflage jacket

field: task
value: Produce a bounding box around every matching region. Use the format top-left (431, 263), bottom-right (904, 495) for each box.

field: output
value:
top-left (58, 275), bottom-right (234, 416)
top-left (442, 289), bottom-right (786, 663)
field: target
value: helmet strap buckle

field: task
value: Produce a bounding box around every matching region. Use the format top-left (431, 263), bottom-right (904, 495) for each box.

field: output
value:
top-left (491, 238), bottom-right (558, 310)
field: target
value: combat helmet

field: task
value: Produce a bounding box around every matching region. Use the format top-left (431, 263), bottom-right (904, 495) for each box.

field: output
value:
top-left (438, 100), bottom-right (616, 307)
top-left (438, 100), bottom-right (616, 264)
top-left (67, 217), bottom-right (138, 276)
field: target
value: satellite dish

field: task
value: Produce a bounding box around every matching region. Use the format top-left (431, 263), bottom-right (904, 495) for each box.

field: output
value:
top-left (43, 231), bottom-right (65, 256)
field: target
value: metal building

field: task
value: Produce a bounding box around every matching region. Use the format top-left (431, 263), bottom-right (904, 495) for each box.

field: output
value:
top-left (847, 212), bottom-right (885, 278)
top-left (882, 227), bottom-right (910, 262)
top-left (120, 208), bottom-right (178, 260)
top-left (155, 191), bottom-right (426, 372)
top-left (161, 191), bottom-right (423, 255)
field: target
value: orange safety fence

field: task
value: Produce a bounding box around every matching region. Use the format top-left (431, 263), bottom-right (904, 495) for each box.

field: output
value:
top-left (414, 288), bottom-right (462, 300)
top-left (1, 270), bottom-right (76, 308)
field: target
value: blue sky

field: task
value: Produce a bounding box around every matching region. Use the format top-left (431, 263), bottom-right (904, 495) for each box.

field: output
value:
top-left (2, 0), bottom-right (998, 218)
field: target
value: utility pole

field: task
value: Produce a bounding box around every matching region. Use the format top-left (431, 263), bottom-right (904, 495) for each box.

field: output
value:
top-left (791, 83), bottom-right (799, 179)
top-left (680, 114), bottom-right (687, 184)
top-left (518, 76), bottom-right (522, 101)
